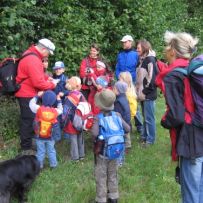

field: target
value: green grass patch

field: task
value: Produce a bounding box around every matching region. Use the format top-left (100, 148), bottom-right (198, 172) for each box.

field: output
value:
top-left (0, 97), bottom-right (180, 203)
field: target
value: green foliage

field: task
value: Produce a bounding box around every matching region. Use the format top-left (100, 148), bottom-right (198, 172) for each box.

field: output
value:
top-left (0, 1), bottom-right (203, 141)
top-left (185, 0), bottom-right (203, 52)
top-left (1, 0), bottom-right (202, 76)
top-left (0, 96), bottom-right (19, 141)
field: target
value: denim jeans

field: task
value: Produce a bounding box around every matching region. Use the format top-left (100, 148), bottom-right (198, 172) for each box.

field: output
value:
top-left (141, 100), bottom-right (156, 144)
top-left (36, 139), bottom-right (57, 168)
top-left (52, 122), bottom-right (61, 142)
top-left (134, 104), bottom-right (143, 134)
top-left (180, 156), bottom-right (203, 203)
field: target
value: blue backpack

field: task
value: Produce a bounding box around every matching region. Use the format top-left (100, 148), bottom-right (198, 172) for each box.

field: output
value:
top-left (174, 55), bottom-right (203, 127)
top-left (97, 111), bottom-right (125, 160)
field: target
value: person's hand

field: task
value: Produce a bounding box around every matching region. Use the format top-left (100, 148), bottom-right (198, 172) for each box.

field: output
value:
top-left (96, 84), bottom-right (102, 90)
top-left (52, 79), bottom-right (60, 86)
top-left (48, 77), bottom-right (53, 82)
top-left (37, 91), bottom-right (44, 97)
top-left (57, 92), bottom-right (64, 100)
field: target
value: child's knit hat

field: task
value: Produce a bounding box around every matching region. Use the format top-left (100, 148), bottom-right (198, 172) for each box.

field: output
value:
top-left (42, 90), bottom-right (57, 107)
top-left (115, 81), bottom-right (128, 94)
top-left (96, 76), bottom-right (108, 88)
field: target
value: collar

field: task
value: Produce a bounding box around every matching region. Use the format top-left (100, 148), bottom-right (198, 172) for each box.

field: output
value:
top-left (155, 58), bottom-right (189, 92)
top-left (25, 45), bottom-right (44, 60)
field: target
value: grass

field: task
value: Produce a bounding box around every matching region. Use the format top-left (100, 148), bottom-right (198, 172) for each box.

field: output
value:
top-left (0, 96), bottom-right (181, 203)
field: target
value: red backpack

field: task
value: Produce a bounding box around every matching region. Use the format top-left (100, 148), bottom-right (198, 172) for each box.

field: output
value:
top-left (72, 102), bottom-right (94, 131)
top-left (34, 106), bottom-right (58, 139)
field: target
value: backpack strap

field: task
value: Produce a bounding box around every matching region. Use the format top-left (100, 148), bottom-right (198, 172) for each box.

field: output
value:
top-left (20, 52), bottom-right (38, 61)
top-left (174, 67), bottom-right (188, 76)
top-left (187, 60), bottom-right (203, 75)
top-left (17, 52), bottom-right (39, 85)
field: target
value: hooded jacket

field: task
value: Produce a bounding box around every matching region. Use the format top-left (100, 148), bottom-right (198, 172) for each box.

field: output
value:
top-left (155, 58), bottom-right (203, 161)
top-left (15, 45), bottom-right (55, 98)
top-left (136, 51), bottom-right (158, 101)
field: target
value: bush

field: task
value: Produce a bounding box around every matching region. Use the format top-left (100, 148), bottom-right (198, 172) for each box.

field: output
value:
top-left (0, 96), bottom-right (20, 141)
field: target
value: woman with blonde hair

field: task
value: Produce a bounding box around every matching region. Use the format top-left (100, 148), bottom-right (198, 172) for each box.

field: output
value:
top-left (156, 31), bottom-right (200, 203)
top-left (119, 71), bottom-right (137, 149)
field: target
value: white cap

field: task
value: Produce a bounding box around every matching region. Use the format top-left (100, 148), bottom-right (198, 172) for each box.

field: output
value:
top-left (38, 38), bottom-right (55, 55)
top-left (120, 35), bottom-right (134, 42)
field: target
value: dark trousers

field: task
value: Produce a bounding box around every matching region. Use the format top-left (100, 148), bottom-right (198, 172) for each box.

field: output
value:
top-left (17, 97), bottom-right (35, 150)
top-left (81, 89), bottom-right (90, 100)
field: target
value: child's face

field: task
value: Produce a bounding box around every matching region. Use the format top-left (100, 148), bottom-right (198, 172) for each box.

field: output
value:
top-left (42, 58), bottom-right (49, 70)
top-left (54, 68), bottom-right (65, 76)
top-left (96, 65), bottom-right (106, 75)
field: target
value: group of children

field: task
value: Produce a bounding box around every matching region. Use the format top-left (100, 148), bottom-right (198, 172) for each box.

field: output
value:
top-left (29, 59), bottom-right (138, 203)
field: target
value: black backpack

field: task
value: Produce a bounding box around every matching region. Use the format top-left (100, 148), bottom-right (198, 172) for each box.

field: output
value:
top-left (0, 52), bottom-right (37, 95)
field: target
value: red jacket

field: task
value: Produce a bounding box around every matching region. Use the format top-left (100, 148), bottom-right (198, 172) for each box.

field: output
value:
top-left (79, 56), bottom-right (98, 90)
top-left (15, 45), bottom-right (55, 98)
top-left (63, 91), bottom-right (86, 135)
top-left (155, 58), bottom-right (193, 161)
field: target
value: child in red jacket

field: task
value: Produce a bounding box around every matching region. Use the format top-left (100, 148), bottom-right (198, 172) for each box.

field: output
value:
top-left (63, 76), bottom-right (86, 162)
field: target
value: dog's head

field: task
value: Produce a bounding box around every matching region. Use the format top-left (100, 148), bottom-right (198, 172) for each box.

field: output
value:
top-left (0, 155), bottom-right (40, 203)
top-left (15, 155), bottom-right (41, 177)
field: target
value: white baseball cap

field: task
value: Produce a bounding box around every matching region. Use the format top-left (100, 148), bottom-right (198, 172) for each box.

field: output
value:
top-left (38, 38), bottom-right (55, 55)
top-left (120, 35), bottom-right (134, 42)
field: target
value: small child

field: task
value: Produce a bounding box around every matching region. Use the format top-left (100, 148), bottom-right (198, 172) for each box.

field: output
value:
top-left (88, 61), bottom-right (110, 115)
top-left (113, 81), bottom-right (131, 153)
top-left (91, 89), bottom-right (130, 203)
top-left (52, 61), bottom-right (69, 100)
top-left (63, 76), bottom-right (86, 162)
top-left (29, 90), bottom-right (63, 169)
top-left (119, 71), bottom-right (138, 147)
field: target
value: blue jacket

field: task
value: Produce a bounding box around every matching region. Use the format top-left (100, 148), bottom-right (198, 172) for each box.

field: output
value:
top-left (114, 93), bottom-right (131, 126)
top-left (53, 74), bottom-right (69, 98)
top-left (115, 49), bottom-right (139, 82)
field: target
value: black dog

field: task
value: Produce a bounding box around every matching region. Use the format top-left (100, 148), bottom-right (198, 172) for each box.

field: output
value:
top-left (0, 155), bottom-right (40, 203)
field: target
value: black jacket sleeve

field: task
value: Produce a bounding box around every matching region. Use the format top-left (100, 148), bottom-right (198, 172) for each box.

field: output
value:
top-left (161, 71), bottom-right (185, 129)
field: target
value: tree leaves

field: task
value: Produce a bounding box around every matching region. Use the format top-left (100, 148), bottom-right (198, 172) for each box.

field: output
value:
top-left (0, 0), bottom-right (202, 74)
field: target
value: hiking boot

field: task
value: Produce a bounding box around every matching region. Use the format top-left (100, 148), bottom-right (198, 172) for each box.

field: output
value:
top-left (71, 159), bottom-right (79, 163)
top-left (138, 137), bottom-right (146, 144)
top-left (108, 198), bottom-right (118, 203)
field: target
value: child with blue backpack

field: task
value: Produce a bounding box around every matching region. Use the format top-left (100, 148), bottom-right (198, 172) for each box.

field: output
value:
top-left (113, 81), bottom-right (131, 148)
top-left (29, 90), bottom-right (63, 169)
top-left (91, 89), bottom-right (130, 203)
top-left (113, 81), bottom-right (131, 166)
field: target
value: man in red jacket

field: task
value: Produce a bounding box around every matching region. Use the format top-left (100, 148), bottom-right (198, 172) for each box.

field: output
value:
top-left (15, 38), bottom-right (57, 155)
